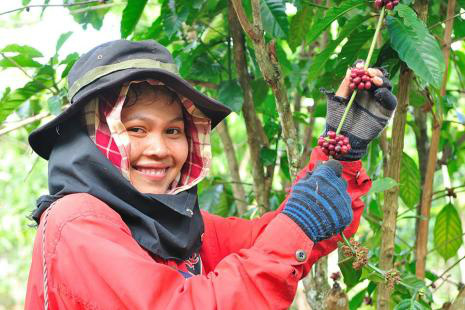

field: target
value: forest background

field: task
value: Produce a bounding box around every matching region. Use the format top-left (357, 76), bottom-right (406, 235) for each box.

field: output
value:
top-left (0, 0), bottom-right (464, 310)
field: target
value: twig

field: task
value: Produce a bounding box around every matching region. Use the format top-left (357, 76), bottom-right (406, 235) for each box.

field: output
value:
top-left (0, 0), bottom-right (104, 16)
top-left (432, 184), bottom-right (465, 196)
top-left (70, 2), bottom-right (117, 14)
top-left (301, 0), bottom-right (330, 9)
top-left (428, 256), bottom-right (465, 288)
top-left (0, 52), bottom-right (33, 80)
top-left (429, 11), bottom-right (465, 30)
top-left (0, 111), bottom-right (51, 137)
top-left (230, 0), bottom-right (260, 42)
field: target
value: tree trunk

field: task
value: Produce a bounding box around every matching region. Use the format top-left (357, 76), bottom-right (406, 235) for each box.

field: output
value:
top-left (303, 256), bottom-right (331, 310)
top-left (228, 1), bottom-right (272, 213)
top-left (377, 64), bottom-right (413, 310)
top-left (416, 0), bottom-right (455, 279)
top-left (231, 0), bottom-right (300, 176)
top-left (216, 121), bottom-right (248, 215)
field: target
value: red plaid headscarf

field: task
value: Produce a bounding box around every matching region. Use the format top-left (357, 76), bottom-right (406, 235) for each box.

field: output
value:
top-left (83, 80), bottom-right (211, 194)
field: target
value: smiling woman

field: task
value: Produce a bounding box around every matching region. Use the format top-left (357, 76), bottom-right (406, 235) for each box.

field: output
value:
top-left (121, 83), bottom-right (189, 194)
top-left (24, 39), bottom-right (370, 310)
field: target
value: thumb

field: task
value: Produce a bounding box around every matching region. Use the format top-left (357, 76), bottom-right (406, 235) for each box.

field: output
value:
top-left (316, 159), bottom-right (343, 177)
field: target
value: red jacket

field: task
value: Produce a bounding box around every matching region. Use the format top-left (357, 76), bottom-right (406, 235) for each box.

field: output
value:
top-left (25, 148), bottom-right (371, 310)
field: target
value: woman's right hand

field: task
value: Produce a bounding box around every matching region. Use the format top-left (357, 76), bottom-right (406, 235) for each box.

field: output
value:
top-left (282, 160), bottom-right (353, 243)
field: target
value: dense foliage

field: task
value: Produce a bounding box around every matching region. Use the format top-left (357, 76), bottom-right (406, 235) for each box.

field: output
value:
top-left (1, 0), bottom-right (464, 309)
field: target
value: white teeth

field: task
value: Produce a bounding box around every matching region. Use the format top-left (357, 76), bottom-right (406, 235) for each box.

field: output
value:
top-left (139, 168), bottom-right (167, 175)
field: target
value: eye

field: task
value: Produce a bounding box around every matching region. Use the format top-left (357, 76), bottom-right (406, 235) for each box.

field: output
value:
top-left (166, 128), bottom-right (183, 135)
top-left (127, 127), bottom-right (145, 134)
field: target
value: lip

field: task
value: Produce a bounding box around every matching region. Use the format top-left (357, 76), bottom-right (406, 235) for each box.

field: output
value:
top-left (133, 166), bottom-right (169, 181)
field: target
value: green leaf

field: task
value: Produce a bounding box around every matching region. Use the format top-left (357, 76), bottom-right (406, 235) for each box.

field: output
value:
top-left (56, 32), bottom-right (73, 53)
top-left (121, 0), bottom-right (149, 38)
top-left (60, 52), bottom-right (80, 79)
top-left (367, 177), bottom-right (397, 196)
top-left (1, 44), bottom-right (43, 58)
top-left (308, 15), bottom-right (366, 81)
top-left (335, 29), bottom-right (374, 77)
top-left (434, 203), bottom-right (463, 260)
top-left (260, 0), bottom-right (289, 38)
top-left (394, 299), bottom-right (426, 310)
top-left (349, 288), bottom-right (366, 310)
top-left (218, 80), bottom-right (244, 113)
top-left (47, 96), bottom-right (62, 116)
top-left (307, 0), bottom-right (365, 44)
top-left (387, 5), bottom-right (445, 88)
top-left (399, 153), bottom-right (420, 208)
top-left (162, 1), bottom-right (189, 39)
top-left (22, 0), bottom-right (32, 5)
top-left (288, 5), bottom-right (313, 51)
top-left (0, 80), bottom-right (47, 123)
top-left (0, 55), bottom-right (42, 68)
top-left (260, 147), bottom-right (277, 166)
top-left (339, 257), bottom-right (362, 288)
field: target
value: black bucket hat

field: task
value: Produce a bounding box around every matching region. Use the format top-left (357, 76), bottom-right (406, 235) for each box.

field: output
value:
top-left (28, 39), bottom-right (231, 159)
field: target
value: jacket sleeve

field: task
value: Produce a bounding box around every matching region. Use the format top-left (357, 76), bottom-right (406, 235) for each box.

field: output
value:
top-left (202, 146), bottom-right (371, 272)
top-left (27, 196), bottom-right (313, 310)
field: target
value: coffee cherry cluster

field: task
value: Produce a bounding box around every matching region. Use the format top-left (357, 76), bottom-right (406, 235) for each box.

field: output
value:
top-left (318, 131), bottom-right (351, 158)
top-left (349, 67), bottom-right (373, 91)
top-left (375, 0), bottom-right (400, 10)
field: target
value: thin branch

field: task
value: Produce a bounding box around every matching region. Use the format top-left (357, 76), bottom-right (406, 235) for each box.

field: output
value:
top-left (429, 11), bottom-right (465, 29)
top-left (0, 0), bottom-right (104, 16)
top-left (216, 121), bottom-right (248, 215)
top-left (301, 0), bottom-right (330, 9)
top-left (70, 2), bottom-right (118, 14)
top-left (230, 0), bottom-right (260, 42)
top-left (432, 184), bottom-right (465, 196)
top-left (428, 256), bottom-right (465, 288)
top-left (0, 111), bottom-right (51, 137)
top-left (0, 52), bottom-right (33, 79)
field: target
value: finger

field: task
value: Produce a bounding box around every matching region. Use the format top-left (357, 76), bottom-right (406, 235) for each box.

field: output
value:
top-left (372, 76), bottom-right (383, 87)
top-left (379, 76), bottom-right (392, 90)
top-left (374, 88), bottom-right (397, 110)
top-left (322, 159), bottom-right (343, 177)
top-left (368, 68), bottom-right (383, 77)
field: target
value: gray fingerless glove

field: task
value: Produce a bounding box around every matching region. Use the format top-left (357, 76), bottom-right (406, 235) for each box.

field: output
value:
top-left (282, 160), bottom-right (353, 243)
top-left (324, 70), bottom-right (397, 161)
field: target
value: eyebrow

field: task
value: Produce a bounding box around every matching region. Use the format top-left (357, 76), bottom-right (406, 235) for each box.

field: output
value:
top-left (123, 113), bottom-right (184, 124)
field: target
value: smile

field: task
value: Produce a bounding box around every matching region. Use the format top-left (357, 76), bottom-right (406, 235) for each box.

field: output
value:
top-left (134, 167), bottom-right (169, 180)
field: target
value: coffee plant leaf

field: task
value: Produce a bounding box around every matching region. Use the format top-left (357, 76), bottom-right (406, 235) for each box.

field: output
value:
top-left (399, 152), bottom-right (420, 209)
top-left (434, 203), bottom-right (463, 261)
top-left (288, 4), bottom-right (313, 51)
top-left (387, 6), bottom-right (445, 88)
top-left (308, 14), bottom-right (366, 81)
top-left (260, 0), bottom-right (289, 38)
top-left (307, 0), bottom-right (365, 44)
top-left (121, 0), bottom-right (149, 38)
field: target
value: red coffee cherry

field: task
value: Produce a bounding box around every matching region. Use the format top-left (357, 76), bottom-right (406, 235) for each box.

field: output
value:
top-left (320, 132), bottom-right (351, 158)
top-left (349, 67), bottom-right (373, 92)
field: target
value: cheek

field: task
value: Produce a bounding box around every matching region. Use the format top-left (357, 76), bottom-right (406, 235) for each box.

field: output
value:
top-left (174, 136), bottom-right (189, 165)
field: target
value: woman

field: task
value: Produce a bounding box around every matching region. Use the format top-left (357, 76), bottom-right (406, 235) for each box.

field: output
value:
top-left (25, 39), bottom-right (396, 310)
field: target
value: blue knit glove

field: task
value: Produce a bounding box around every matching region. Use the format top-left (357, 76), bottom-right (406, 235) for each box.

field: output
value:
top-left (282, 160), bottom-right (353, 243)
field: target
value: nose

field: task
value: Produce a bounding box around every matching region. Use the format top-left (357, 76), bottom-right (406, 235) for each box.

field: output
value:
top-left (143, 133), bottom-right (169, 158)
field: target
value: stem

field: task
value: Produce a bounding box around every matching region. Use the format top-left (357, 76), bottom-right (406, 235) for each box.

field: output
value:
top-left (334, 7), bottom-right (385, 135)
top-left (340, 232), bottom-right (415, 290)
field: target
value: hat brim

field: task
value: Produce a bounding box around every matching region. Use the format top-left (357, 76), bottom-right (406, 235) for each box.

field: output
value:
top-left (29, 68), bottom-right (231, 160)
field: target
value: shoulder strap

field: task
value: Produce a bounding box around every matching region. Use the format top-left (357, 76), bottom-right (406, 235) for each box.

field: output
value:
top-left (42, 203), bottom-right (55, 310)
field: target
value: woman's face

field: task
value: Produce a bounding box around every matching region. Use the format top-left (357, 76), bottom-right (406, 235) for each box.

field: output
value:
top-left (121, 87), bottom-right (188, 194)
